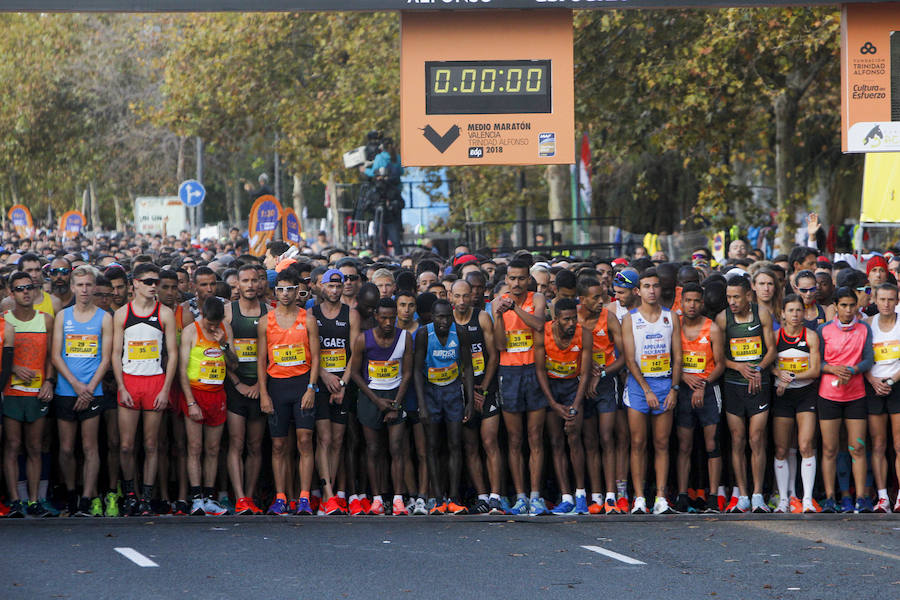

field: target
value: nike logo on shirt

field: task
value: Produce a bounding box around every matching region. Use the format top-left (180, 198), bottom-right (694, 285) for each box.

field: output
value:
top-left (748, 324), bottom-right (760, 331)
top-left (758, 404), bottom-right (769, 410)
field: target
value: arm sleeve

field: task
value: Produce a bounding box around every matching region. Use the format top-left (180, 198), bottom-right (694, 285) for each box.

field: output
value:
top-left (855, 323), bottom-right (875, 374)
top-left (0, 346), bottom-right (14, 390)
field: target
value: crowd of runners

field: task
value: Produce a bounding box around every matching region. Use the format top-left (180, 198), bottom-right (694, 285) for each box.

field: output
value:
top-left (1, 219), bottom-right (899, 518)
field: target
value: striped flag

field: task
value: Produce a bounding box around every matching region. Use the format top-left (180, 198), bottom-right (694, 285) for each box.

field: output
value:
top-left (578, 133), bottom-right (592, 216)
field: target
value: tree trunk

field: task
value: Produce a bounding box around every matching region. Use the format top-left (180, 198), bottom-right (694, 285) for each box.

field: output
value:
top-left (113, 194), bottom-right (123, 232)
top-left (293, 173), bottom-right (305, 236)
top-left (774, 91), bottom-right (798, 254)
top-left (9, 173), bottom-right (19, 204)
top-left (233, 178), bottom-right (242, 227)
top-left (89, 181), bottom-right (100, 231)
top-left (175, 135), bottom-right (187, 186)
top-left (546, 164), bottom-right (569, 222)
top-left (328, 172), bottom-right (340, 248)
top-left (224, 175), bottom-right (235, 227)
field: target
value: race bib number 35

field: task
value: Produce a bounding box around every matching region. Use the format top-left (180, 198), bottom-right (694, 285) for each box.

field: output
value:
top-left (730, 336), bottom-right (762, 361)
top-left (127, 340), bottom-right (160, 361)
top-left (506, 329), bottom-right (533, 353)
top-left (66, 334), bottom-right (98, 358)
top-left (273, 344), bottom-right (306, 366)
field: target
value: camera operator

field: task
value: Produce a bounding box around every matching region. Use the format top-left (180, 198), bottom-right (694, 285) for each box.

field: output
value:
top-left (364, 137), bottom-right (404, 255)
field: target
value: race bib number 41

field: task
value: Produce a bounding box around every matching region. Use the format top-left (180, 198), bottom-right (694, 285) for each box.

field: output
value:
top-left (273, 344), bottom-right (306, 367)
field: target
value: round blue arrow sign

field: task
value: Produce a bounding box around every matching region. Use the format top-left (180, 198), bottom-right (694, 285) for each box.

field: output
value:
top-left (179, 179), bottom-right (206, 207)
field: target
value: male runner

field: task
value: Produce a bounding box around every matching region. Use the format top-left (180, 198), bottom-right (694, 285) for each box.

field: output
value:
top-left (414, 299), bottom-right (474, 515)
top-left (535, 297), bottom-right (592, 514)
top-left (621, 268), bottom-right (682, 514)
top-left (3, 272), bottom-right (54, 517)
top-left (180, 297), bottom-right (238, 516)
top-left (48, 257), bottom-right (74, 308)
top-left (223, 264), bottom-right (267, 515)
top-left (493, 259), bottom-right (549, 516)
top-left (349, 297), bottom-right (413, 516)
top-left (396, 289), bottom-right (427, 514)
top-left (112, 263), bottom-right (179, 516)
top-left (715, 274), bottom-right (777, 513)
top-left (257, 268), bottom-right (319, 515)
top-left (674, 283), bottom-right (726, 513)
top-left (452, 279), bottom-right (503, 515)
top-left (52, 265), bottom-right (112, 516)
top-left (310, 269), bottom-right (359, 515)
top-left (610, 268), bottom-right (640, 511)
top-left (1, 254), bottom-right (62, 316)
top-left (576, 277), bottom-right (625, 514)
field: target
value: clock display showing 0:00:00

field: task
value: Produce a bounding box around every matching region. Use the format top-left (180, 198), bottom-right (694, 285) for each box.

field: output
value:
top-left (424, 60), bottom-right (551, 115)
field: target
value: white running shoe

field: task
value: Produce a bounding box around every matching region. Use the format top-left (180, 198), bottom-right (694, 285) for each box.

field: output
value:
top-left (412, 497), bottom-right (428, 515)
top-left (652, 497), bottom-right (674, 515)
top-left (774, 498), bottom-right (790, 513)
top-left (751, 494), bottom-right (770, 513)
top-left (802, 498), bottom-right (818, 513)
top-left (201, 497), bottom-right (228, 516)
top-left (631, 496), bottom-right (648, 514)
top-left (874, 497), bottom-right (891, 513)
top-left (736, 495), bottom-right (751, 512)
top-left (190, 498), bottom-right (205, 516)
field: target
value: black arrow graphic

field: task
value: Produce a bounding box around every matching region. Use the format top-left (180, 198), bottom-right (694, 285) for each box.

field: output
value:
top-left (421, 125), bottom-right (460, 153)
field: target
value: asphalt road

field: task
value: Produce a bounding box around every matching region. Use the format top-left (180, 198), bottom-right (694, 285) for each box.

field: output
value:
top-left (2, 514), bottom-right (898, 599)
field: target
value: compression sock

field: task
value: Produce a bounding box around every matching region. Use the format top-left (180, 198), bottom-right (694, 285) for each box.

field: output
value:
top-left (774, 458), bottom-right (789, 501)
top-left (801, 456), bottom-right (816, 500)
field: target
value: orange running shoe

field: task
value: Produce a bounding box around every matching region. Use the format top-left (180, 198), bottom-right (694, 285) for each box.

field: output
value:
top-left (687, 488), bottom-right (697, 501)
top-left (369, 498), bottom-right (385, 515)
top-left (392, 497), bottom-right (408, 516)
top-left (235, 497), bottom-right (255, 515)
top-left (360, 497), bottom-right (372, 514)
top-left (310, 495), bottom-right (321, 514)
top-left (789, 496), bottom-right (803, 514)
top-left (604, 498), bottom-right (621, 514)
top-left (349, 498), bottom-right (365, 516)
top-left (446, 501), bottom-right (468, 515)
top-left (718, 493), bottom-right (727, 512)
top-left (615, 496), bottom-right (629, 513)
top-left (811, 498), bottom-right (822, 513)
top-left (429, 500), bottom-right (447, 515)
top-left (324, 496), bottom-right (345, 516)
top-left (724, 496), bottom-right (740, 513)
top-left (588, 502), bottom-right (603, 515)
top-left (0, 501), bottom-right (9, 517)
top-left (336, 496), bottom-right (348, 513)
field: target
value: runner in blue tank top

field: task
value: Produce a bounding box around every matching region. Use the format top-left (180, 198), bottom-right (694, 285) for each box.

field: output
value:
top-left (414, 299), bottom-right (473, 515)
top-left (51, 266), bottom-right (113, 517)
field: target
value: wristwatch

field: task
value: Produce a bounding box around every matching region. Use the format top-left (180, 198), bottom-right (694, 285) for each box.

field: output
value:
top-left (671, 384), bottom-right (680, 392)
top-left (339, 379), bottom-right (346, 388)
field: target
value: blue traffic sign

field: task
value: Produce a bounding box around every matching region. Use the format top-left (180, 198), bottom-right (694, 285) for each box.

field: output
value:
top-left (179, 179), bottom-right (206, 207)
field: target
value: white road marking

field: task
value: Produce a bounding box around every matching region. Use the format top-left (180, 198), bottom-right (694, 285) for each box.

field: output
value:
top-left (581, 545), bottom-right (646, 565)
top-left (114, 547), bottom-right (159, 567)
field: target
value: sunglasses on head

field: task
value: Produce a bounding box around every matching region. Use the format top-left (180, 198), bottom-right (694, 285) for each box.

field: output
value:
top-left (138, 278), bottom-right (159, 287)
top-left (614, 272), bottom-right (635, 286)
top-left (12, 283), bottom-right (36, 292)
top-left (275, 285), bottom-right (298, 293)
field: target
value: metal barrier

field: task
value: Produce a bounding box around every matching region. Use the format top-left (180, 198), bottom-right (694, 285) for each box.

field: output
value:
top-left (465, 216), bottom-right (622, 257)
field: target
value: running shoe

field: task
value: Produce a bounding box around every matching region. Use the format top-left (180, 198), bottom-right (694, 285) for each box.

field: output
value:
top-left (604, 497), bottom-right (620, 514)
top-left (588, 501), bottom-right (603, 515)
top-left (0, 501), bottom-right (9, 517)
top-left (789, 496), bottom-right (803, 514)
top-left (172, 500), bottom-right (189, 516)
top-left (323, 496), bottom-right (345, 516)
top-left (27, 501), bottom-right (50, 518)
top-left (652, 496), bottom-right (675, 515)
top-left (105, 492), bottom-right (121, 517)
top-left (447, 499), bottom-right (469, 515)
top-left (289, 500), bottom-right (297, 514)
top-left (309, 495), bottom-right (320, 514)
top-left (751, 494), bottom-right (770, 513)
top-left (405, 497), bottom-right (416, 515)
top-left (630, 496), bottom-right (648, 514)
top-left (552, 500), bottom-right (576, 515)
top-left (39, 498), bottom-right (60, 517)
top-left (392, 497), bottom-right (408, 516)
top-left (202, 497), bottom-right (228, 516)
top-left (724, 496), bottom-right (740, 513)
top-left (895, 495), bottom-right (900, 514)
top-left (674, 493), bottom-right (690, 514)
top-left (137, 499), bottom-right (155, 517)
top-left (90, 497), bottom-right (104, 517)
top-left (348, 498), bottom-right (365, 516)
top-left (191, 498), bottom-right (206, 516)
top-left (802, 498), bottom-right (819, 513)
top-left (773, 498), bottom-right (790, 514)
top-left (705, 496), bottom-right (720, 514)
top-left (267, 498), bottom-right (288, 516)
top-left (487, 498), bottom-right (505, 515)
top-left (499, 497), bottom-right (512, 514)
top-left (235, 497), bottom-right (254, 515)
top-left (152, 499), bottom-right (171, 515)
top-left (736, 496), bottom-right (751, 513)
top-left (691, 490), bottom-right (708, 513)
top-left (123, 493), bottom-right (139, 517)
top-left (528, 497), bottom-right (549, 516)
top-left (369, 498), bottom-right (385, 516)
top-left (874, 497), bottom-right (891, 513)
top-left (413, 498), bottom-right (428, 515)
top-left (360, 497), bottom-right (372, 515)
top-left (855, 497), bottom-right (874, 514)
top-left (472, 499), bottom-right (490, 514)
top-left (574, 495), bottom-right (589, 515)
top-left (509, 497), bottom-right (529, 515)
top-left (427, 498), bottom-right (445, 515)
top-left (6, 500), bottom-right (25, 518)
top-left (616, 496), bottom-right (629, 513)
top-left (820, 498), bottom-right (837, 513)
top-left (336, 496), bottom-right (349, 513)
top-left (75, 497), bottom-right (92, 517)
top-left (839, 497), bottom-right (854, 514)
top-left (767, 493), bottom-right (780, 512)
top-left (295, 497), bottom-right (313, 516)
top-left (718, 493), bottom-right (728, 512)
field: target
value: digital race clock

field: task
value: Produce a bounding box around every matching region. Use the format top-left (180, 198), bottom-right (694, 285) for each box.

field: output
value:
top-left (425, 60), bottom-right (552, 115)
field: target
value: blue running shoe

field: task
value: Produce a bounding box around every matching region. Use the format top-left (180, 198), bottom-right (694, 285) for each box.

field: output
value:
top-left (268, 498), bottom-right (289, 515)
top-left (855, 497), bottom-right (873, 514)
top-left (499, 496), bottom-right (512, 514)
top-left (820, 498), bottom-right (837, 513)
top-left (529, 497), bottom-right (549, 516)
top-left (39, 499), bottom-right (60, 517)
top-left (552, 500), bottom-right (576, 515)
top-left (295, 497), bottom-right (313, 515)
top-left (839, 497), bottom-right (854, 513)
top-left (510, 497), bottom-right (529, 515)
top-left (574, 495), bottom-right (589, 515)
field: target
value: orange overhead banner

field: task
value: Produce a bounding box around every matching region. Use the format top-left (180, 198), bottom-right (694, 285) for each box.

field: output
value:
top-left (248, 195), bottom-right (282, 257)
top-left (841, 3), bottom-right (900, 152)
top-left (400, 10), bottom-right (574, 166)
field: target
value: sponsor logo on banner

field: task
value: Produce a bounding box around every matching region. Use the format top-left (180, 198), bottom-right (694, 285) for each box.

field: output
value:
top-left (538, 132), bottom-right (556, 157)
top-left (848, 122), bottom-right (900, 152)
